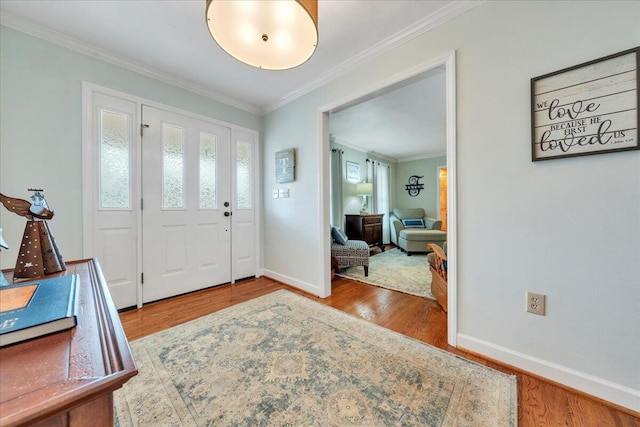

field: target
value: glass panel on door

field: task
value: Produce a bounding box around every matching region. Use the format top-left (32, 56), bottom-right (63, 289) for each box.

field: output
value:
top-left (100, 109), bottom-right (131, 209)
top-left (162, 124), bottom-right (185, 209)
top-left (199, 132), bottom-right (217, 209)
top-left (236, 141), bottom-right (252, 209)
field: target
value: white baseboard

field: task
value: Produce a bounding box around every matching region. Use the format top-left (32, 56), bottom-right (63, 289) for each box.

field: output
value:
top-left (261, 269), bottom-right (322, 297)
top-left (457, 334), bottom-right (640, 412)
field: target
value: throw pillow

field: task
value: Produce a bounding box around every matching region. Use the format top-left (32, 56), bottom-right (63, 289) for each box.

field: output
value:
top-left (401, 218), bottom-right (426, 228)
top-left (331, 227), bottom-right (349, 245)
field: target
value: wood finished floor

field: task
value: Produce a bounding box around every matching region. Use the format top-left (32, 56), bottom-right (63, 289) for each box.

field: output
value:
top-left (119, 276), bottom-right (640, 427)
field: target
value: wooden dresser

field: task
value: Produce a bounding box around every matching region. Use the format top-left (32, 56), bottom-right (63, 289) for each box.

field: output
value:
top-left (345, 214), bottom-right (385, 251)
top-left (0, 259), bottom-right (137, 427)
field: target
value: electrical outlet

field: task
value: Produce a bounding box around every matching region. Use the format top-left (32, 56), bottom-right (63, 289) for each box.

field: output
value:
top-left (527, 292), bottom-right (545, 315)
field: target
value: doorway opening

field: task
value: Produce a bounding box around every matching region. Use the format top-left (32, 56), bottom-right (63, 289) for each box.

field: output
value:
top-left (318, 52), bottom-right (458, 346)
top-left (438, 166), bottom-right (448, 232)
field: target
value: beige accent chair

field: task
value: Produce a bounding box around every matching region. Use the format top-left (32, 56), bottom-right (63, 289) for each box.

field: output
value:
top-left (390, 208), bottom-right (446, 255)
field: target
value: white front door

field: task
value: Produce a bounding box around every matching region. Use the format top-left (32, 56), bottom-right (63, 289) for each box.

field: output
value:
top-left (84, 85), bottom-right (259, 309)
top-left (141, 106), bottom-right (232, 303)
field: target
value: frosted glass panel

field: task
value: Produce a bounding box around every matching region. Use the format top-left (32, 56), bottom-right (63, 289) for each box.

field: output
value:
top-left (100, 109), bottom-right (130, 209)
top-left (236, 142), bottom-right (252, 209)
top-left (200, 132), bottom-right (217, 209)
top-left (163, 124), bottom-right (184, 209)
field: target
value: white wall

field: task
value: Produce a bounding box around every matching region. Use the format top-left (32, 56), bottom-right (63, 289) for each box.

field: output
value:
top-left (262, 102), bottom-right (324, 294)
top-left (0, 27), bottom-right (261, 269)
top-left (262, 1), bottom-right (640, 409)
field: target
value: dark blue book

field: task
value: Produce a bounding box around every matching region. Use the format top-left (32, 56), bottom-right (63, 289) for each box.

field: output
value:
top-left (0, 274), bottom-right (78, 347)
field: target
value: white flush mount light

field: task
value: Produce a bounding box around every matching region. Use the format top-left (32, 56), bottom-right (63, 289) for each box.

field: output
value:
top-left (206, 0), bottom-right (318, 70)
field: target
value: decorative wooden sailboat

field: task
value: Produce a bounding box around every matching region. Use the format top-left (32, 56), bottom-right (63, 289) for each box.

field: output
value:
top-left (0, 189), bottom-right (66, 281)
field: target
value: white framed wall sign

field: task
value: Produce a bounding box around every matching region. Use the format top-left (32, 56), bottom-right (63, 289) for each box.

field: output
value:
top-left (531, 46), bottom-right (639, 161)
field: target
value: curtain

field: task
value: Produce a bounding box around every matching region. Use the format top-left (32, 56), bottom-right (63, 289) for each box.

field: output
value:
top-left (367, 159), bottom-right (391, 244)
top-left (330, 149), bottom-right (344, 229)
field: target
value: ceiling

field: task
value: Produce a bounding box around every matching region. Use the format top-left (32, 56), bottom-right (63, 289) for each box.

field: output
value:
top-left (330, 68), bottom-right (446, 161)
top-left (0, 0), bottom-right (471, 158)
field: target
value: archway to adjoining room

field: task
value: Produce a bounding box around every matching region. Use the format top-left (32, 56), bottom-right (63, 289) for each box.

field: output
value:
top-left (318, 51), bottom-right (458, 346)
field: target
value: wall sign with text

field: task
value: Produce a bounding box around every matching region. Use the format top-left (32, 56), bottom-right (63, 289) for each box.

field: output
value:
top-left (531, 47), bottom-right (639, 161)
top-left (275, 148), bottom-right (295, 183)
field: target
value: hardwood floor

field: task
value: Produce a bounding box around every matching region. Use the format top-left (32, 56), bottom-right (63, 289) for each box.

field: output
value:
top-left (120, 276), bottom-right (640, 427)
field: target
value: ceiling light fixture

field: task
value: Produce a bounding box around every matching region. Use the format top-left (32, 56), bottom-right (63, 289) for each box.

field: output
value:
top-left (205, 0), bottom-right (318, 71)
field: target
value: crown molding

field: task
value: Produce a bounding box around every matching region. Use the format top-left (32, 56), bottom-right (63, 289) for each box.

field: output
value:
top-left (0, 12), bottom-right (262, 116)
top-left (332, 136), bottom-right (446, 163)
top-left (366, 151), bottom-right (397, 163)
top-left (331, 136), bottom-right (369, 155)
top-left (2, 1), bottom-right (481, 116)
top-left (263, 0), bottom-right (482, 114)
top-left (396, 151), bottom-right (447, 163)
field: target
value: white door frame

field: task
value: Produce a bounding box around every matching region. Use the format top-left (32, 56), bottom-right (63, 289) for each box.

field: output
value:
top-left (82, 82), bottom-right (261, 308)
top-left (317, 51), bottom-right (458, 346)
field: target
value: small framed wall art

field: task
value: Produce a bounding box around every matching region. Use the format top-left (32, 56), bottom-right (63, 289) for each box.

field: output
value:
top-left (275, 148), bottom-right (295, 183)
top-left (346, 161), bottom-right (360, 182)
top-left (531, 46), bottom-right (639, 161)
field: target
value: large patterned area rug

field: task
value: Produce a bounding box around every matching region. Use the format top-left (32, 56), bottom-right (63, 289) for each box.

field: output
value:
top-left (337, 247), bottom-right (435, 300)
top-left (114, 290), bottom-right (516, 426)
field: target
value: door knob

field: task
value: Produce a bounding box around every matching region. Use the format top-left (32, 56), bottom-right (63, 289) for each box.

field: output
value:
top-left (224, 211), bottom-right (231, 217)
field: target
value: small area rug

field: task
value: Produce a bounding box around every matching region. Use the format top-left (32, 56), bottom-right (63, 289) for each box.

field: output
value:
top-left (114, 290), bottom-right (516, 426)
top-left (337, 247), bottom-right (435, 300)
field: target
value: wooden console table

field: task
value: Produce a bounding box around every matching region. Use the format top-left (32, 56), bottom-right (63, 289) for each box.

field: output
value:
top-left (0, 259), bottom-right (137, 427)
top-left (345, 214), bottom-right (385, 251)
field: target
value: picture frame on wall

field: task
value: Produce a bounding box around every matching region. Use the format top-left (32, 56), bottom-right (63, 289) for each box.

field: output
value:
top-left (531, 46), bottom-right (639, 161)
top-left (346, 161), bottom-right (360, 182)
top-left (275, 148), bottom-right (295, 183)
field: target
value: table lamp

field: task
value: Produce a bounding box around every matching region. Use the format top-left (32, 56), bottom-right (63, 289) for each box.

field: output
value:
top-left (356, 183), bottom-right (373, 215)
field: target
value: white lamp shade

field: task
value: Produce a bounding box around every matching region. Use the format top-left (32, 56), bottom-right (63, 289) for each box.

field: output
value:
top-left (206, 0), bottom-right (318, 70)
top-left (356, 183), bottom-right (373, 196)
